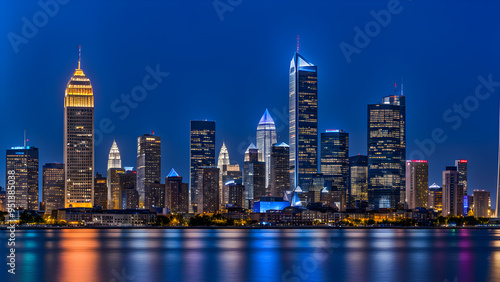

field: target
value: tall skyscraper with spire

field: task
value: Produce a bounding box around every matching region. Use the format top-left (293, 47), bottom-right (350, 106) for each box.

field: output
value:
top-left (257, 109), bottom-right (277, 189)
top-left (64, 46), bottom-right (94, 208)
top-left (289, 51), bottom-right (318, 191)
top-left (217, 141), bottom-right (242, 207)
top-left (107, 140), bottom-right (122, 209)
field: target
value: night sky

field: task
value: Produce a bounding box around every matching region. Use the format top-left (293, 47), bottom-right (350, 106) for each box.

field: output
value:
top-left (1, 1), bottom-right (499, 208)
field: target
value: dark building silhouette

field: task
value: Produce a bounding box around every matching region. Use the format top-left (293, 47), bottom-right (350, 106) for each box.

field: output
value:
top-left (137, 134), bottom-right (161, 208)
top-left (270, 142), bottom-right (290, 198)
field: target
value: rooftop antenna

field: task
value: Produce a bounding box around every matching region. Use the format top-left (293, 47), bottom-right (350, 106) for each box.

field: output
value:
top-left (394, 83), bottom-right (397, 92)
top-left (401, 77), bottom-right (404, 96)
top-left (24, 130), bottom-right (26, 148)
top-left (78, 45), bottom-right (81, 69)
top-left (297, 35), bottom-right (299, 53)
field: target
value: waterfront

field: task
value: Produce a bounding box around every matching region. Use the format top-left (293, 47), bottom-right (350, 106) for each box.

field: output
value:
top-left (2, 228), bottom-right (500, 281)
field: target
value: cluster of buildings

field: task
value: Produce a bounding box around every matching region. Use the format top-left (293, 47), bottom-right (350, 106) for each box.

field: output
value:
top-left (0, 48), bottom-right (495, 226)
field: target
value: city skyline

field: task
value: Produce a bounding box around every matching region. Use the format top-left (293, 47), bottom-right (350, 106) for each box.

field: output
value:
top-left (1, 1), bottom-right (500, 210)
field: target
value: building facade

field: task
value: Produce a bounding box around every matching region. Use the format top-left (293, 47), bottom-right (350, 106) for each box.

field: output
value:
top-left (94, 173), bottom-right (107, 209)
top-left (199, 167), bottom-right (219, 213)
top-left (136, 134), bottom-right (161, 208)
top-left (428, 183), bottom-right (443, 211)
top-left (442, 166), bottom-right (462, 216)
top-left (106, 140), bottom-right (122, 208)
top-left (349, 155), bottom-right (368, 206)
top-left (109, 168), bottom-right (125, 209)
top-left (42, 163), bottom-right (64, 215)
top-left (473, 190), bottom-right (490, 218)
top-left (321, 130), bottom-right (349, 195)
top-left (289, 52), bottom-right (318, 191)
top-left (165, 169), bottom-right (189, 213)
top-left (243, 144), bottom-right (265, 208)
top-left (6, 146), bottom-right (39, 210)
top-left (190, 120), bottom-right (216, 212)
top-left (455, 159), bottom-right (468, 196)
top-left (405, 160), bottom-right (429, 209)
top-left (270, 142), bottom-right (290, 198)
top-left (367, 92), bottom-right (406, 209)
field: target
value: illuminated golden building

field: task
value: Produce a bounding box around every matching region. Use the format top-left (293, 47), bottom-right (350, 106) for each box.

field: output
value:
top-left (64, 47), bottom-right (94, 208)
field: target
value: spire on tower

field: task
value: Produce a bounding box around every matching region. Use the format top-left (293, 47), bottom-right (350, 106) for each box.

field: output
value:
top-left (297, 35), bottom-right (299, 53)
top-left (78, 45), bottom-right (81, 69)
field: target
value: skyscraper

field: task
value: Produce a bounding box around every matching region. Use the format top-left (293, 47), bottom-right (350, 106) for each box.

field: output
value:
top-left (109, 168), bottom-right (125, 209)
top-left (442, 166), bottom-right (462, 216)
top-left (269, 142), bottom-right (290, 198)
top-left (190, 120), bottom-right (216, 212)
top-left (199, 167), bottom-right (220, 213)
top-left (107, 140), bottom-right (122, 209)
top-left (473, 190), bottom-right (490, 218)
top-left (217, 141), bottom-right (241, 208)
top-left (321, 130), bottom-right (349, 195)
top-left (428, 183), bottom-right (443, 211)
top-left (243, 143), bottom-right (265, 208)
top-left (120, 169), bottom-right (139, 209)
top-left (42, 163), bottom-right (64, 215)
top-left (455, 159), bottom-right (468, 195)
top-left (137, 134), bottom-right (161, 208)
top-left (349, 155), bottom-right (368, 206)
top-left (64, 49), bottom-right (94, 208)
top-left (256, 109), bottom-right (277, 189)
top-left (94, 173), bottom-right (107, 208)
top-left (6, 146), bottom-right (39, 210)
top-left (405, 160), bottom-right (429, 209)
top-left (367, 89), bottom-right (406, 209)
top-left (226, 179), bottom-right (245, 208)
top-left (289, 52), bottom-right (318, 191)
top-left (165, 169), bottom-right (189, 213)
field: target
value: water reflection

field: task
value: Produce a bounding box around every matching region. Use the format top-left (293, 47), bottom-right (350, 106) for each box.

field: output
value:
top-left (5, 228), bottom-right (499, 282)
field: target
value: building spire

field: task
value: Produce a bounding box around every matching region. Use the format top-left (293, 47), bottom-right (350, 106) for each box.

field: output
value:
top-left (401, 77), bottom-right (404, 96)
top-left (78, 45), bottom-right (81, 69)
top-left (297, 35), bottom-right (299, 53)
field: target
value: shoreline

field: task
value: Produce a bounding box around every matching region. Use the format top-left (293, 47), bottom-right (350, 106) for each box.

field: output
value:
top-left (1, 225), bottom-right (499, 230)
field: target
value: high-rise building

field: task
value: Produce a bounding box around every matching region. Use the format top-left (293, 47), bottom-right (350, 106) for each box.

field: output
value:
top-left (165, 169), bottom-right (189, 213)
top-left (137, 134), bottom-right (161, 208)
top-left (109, 168), bottom-right (125, 209)
top-left (367, 90), bottom-right (406, 209)
top-left (289, 52), bottom-right (318, 191)
top-left (455, 159), bottom-right (468, 196)
top-left (42, 163), bottom-right (64, 215)
top-left (321, 130), bottom-right (349, 195)
top-left (428, 183), bottom-right (443, 211)
top-left (94, 173), bottom-right (107, 208)
top-left (120, 169), bottom-right (138, 209)
top-left (269, 142), bottom-right (290, 197)
top-left (145, 183), bottom-right (165, 210)
top-left (226, 179), bottom-right (245, 208)
top-left (442, 166), bottom-right (462, 216)
top-left (243, 143), bottom-right (265, 208)
top-left (6, 146), bottom-right (39, 210)
top-left (349, 155), bottom-right (368, 206)
top-left (190, 120), bottom-right (216, 213)
top-left (198, 167), bottom-right (219, 213)
top-left (256, 109), bottom-right (277, 189)
top-left (473, 190), bottom-right (490, 218)
top-left (64, 50), bottom-right (94, 208)
top-left (217, 141), bottom-right (242, 208)
top-left (106, 140), bottom-right (122, 207)
top-left (405, 160), bottom-right (429, 209)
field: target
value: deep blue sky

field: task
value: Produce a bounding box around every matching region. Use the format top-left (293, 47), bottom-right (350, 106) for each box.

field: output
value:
top-left (1, 1), bottom-right (499, 208)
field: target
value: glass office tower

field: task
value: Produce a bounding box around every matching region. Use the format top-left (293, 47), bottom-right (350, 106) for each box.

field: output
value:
top-left (367, 91), bottom-right (406, 209)
top-left (256, 109), bottom-right (277, 189)
top-left (289, 52), bottom-right (318, 191)
top-left (136, 134), bottom-right (161, 208)
top-left (321, 130), bottom-right (349, 194)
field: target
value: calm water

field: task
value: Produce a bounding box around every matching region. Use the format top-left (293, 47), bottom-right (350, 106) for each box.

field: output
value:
top-left (1, 228), bottom-right (500, 282)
